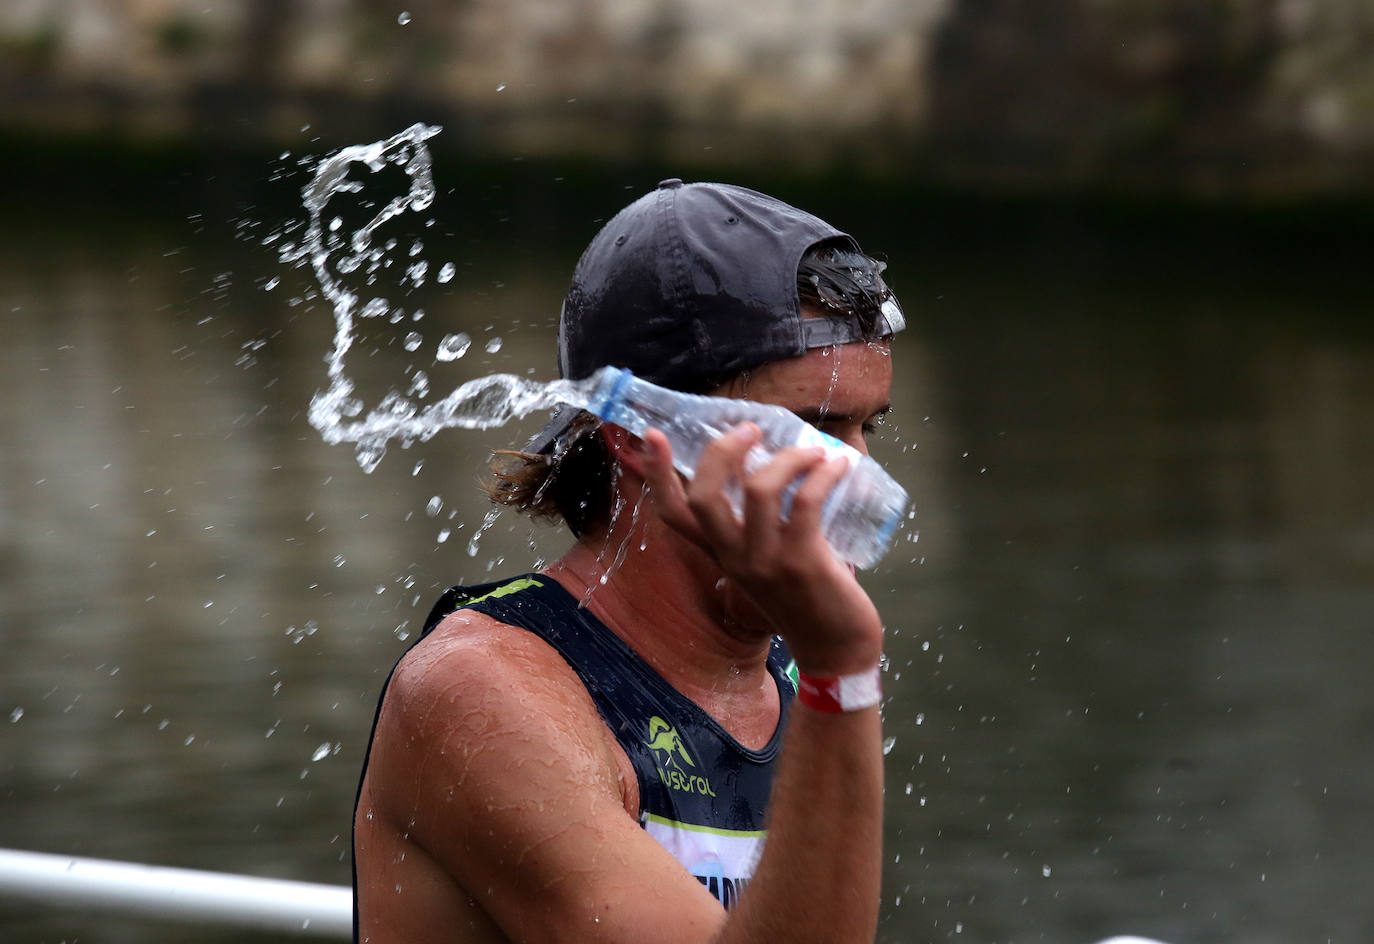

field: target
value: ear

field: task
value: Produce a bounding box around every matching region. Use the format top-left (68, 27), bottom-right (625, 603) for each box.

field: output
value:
top-left (599, 423), bottom-right (650, 476)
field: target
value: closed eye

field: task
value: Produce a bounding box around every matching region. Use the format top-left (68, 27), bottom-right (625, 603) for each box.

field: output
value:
top-left (861, 412), bottom-right (889, 437)
top-left (802, 406), bottom-right (891, 441)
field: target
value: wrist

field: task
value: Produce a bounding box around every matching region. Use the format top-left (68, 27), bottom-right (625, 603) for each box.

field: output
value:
top-left (795, 664), bottom-right (883, 713)
top-left (788, 636), bottom-right (883, 680)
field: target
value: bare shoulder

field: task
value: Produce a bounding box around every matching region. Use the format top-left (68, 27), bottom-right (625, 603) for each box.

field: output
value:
top-left (374, 606), bottom-right (629, 804)
top-left (356, 607), bottom-right (659, 942)
top-left (358, 606), bottom-right (728, 942)
top-left (388, 606), bottom-right (591, 715)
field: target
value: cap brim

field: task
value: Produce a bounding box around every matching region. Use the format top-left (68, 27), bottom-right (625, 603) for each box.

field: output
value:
top-left (525, 404), bottom-right (579, 455)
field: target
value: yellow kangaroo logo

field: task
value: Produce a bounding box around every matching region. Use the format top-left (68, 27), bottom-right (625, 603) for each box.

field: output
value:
top-left (646, 716), bottom-right (694, 768)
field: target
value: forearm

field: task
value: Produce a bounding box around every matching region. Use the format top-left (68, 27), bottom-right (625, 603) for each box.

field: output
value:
top-left (718, 700), bottom-right (884, 944)
top-left (635, 424), bottom-right (889, 941)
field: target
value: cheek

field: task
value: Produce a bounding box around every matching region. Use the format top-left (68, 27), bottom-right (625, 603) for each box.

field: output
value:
top-left (821, 423), bottom-right (871, 455)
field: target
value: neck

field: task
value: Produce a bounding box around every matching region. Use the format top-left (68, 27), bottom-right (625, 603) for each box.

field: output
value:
top-left (545, 493), bottom-right (777, 713)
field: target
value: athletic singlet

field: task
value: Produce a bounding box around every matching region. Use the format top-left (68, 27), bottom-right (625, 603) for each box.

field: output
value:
top-left (352, 573), bottom-right (795, 925)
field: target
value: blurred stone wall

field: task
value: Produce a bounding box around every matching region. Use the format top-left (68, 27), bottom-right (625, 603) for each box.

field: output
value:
top-left (2, 0), bottom-right (1372, 193)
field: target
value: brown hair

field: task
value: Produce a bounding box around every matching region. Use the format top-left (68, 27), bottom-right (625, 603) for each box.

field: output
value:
top-left (481, 411), bottom-right (613, 538)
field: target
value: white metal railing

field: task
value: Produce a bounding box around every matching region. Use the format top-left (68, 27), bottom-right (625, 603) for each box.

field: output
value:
top-left (0, 847), bottom-right (351, 938)
top-left (0, 846), bottom-right (1174, 943)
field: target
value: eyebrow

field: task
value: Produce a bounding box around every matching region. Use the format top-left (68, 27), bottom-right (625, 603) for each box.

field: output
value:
top-left (792, 404), bottom-right (892, 426)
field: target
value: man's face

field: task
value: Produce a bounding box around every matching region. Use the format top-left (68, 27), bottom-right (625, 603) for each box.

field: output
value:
top-left (713, 338), bottom-right (894, 453)
top-left (703, 337), bottom-right (894, 631)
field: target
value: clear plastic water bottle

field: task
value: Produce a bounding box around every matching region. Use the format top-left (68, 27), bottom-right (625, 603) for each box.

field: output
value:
top-left (582, 366), bottom-right (908, 568)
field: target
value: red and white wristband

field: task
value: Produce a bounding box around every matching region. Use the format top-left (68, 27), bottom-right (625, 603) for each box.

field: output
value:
top-left (796, 665), bottom-right (883, 713)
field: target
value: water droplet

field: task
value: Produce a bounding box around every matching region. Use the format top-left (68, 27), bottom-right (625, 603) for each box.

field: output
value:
top-left (436, 262), bottom-right (456, 283)
top-left (1042, 864), bottom-right (1052, 877)
top-left (404, 331), bottom-right (423, 352)
top-left (9, 707), bottom-right (23, 723)
top-left (467, 506), bottom-right (502, 557)
top-left (426, 496), bottom-right (443, 516)
top-left (485, 337), bottom-right (503, 354)
top-left (312, 742), bottom-right (332, 762)
top-left (436, 332), bottom-right (470, 361)
top-left (408, 370), bottom-right (430, 399)
top-left (436, 528), bottom-right (450, 543)
top-left (397, 11), bottom-right (411, 25)
top-left (356, 444), bottom-right (384, 472)
top-left (882, 736), bottom-right (897, 755)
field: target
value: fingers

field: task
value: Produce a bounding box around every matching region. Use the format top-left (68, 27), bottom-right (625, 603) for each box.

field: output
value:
top-left (779, 454), bottom-right (850, 537)
top-left (739, 446), bottom-right (831, 557)
top-left (639, 424), bottom-right (850, 572)
top-left (687, 424), bottom-right (759, 542)
top-left (638, 425), bottom-right (761, 554)
top-left (638, 429), bottom-right (703, 545)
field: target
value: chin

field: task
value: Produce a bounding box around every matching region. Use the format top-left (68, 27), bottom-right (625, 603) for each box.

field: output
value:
top-left (716, 580), bottom-right (776, 638)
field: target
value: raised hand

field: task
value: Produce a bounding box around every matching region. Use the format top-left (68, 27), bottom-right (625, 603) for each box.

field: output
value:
top-left (638, 422), bottom-right (883, 676)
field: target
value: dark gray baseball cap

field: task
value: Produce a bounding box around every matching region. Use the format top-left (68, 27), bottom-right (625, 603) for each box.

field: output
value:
top-left (531, 178), bottom-right (904, 451)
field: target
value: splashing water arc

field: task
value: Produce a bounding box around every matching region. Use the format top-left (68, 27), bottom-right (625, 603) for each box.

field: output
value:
top-left (283, 124), bottom-right (582, 471)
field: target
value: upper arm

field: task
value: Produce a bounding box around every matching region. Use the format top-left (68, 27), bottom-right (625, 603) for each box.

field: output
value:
top-left (357, 612), bottom-right (727, 944)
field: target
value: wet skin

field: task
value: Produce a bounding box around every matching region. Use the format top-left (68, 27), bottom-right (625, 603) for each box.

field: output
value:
top-left (355, 338), bottom-right (892, 943)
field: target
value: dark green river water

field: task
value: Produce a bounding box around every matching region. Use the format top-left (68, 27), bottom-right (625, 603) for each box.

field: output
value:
top-left (2, 164), bottom-right (1371, 943)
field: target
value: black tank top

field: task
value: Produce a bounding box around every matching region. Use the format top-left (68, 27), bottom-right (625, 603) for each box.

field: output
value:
top-left (353, 573), bottom-right (795, 922)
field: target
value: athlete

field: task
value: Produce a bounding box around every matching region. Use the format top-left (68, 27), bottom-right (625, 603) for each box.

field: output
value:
top-left (353, 178), bottom-right (904, 943)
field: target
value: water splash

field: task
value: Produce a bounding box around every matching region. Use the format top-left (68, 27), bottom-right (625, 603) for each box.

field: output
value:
top-left (281, 124), bottom-right (587, 472)
top-left (467, 506), bottom-right (503, 557)
top-left (579, 477), bottom-right (651, 606)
